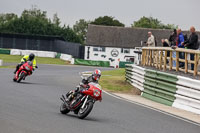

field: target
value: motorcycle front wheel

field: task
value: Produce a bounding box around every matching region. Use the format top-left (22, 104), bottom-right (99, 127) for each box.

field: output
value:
top-left (17, 72), bottom-right (25, 83)
top-left (78, 101), bottom-right (93, 119)
top-left (60, 102), bottom-right (70, 114)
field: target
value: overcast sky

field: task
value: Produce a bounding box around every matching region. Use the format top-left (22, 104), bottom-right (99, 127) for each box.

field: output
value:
top-left (0, 0), bottom-right (200, 30)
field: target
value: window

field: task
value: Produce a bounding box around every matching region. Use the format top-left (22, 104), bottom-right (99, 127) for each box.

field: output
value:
top-left (93, 47), bottom-right (106, 52)
top-left (121, 48), bottom-right (130, 54)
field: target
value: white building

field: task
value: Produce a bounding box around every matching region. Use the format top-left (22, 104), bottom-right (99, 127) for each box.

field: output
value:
top-left (84, 45), bottom-right (141, 67)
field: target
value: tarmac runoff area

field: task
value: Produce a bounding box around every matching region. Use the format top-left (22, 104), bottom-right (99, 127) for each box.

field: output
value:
top-left (108, 92), bottom-right (200, 125)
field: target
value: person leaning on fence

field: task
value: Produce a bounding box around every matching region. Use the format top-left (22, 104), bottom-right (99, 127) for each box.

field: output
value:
top-left (169, 29), bottom-right (177, 47)
top-left (169, 29), bottom-right (177, 67)
top-left (162, 39), bottom-right (170, 64)
top-left (162, 39), bottom-right (170, 47)
top-left (177, 28), bottom-right (185, 68)
top-left (146, 32), bottom-right (155, 47)
top-left (183, 26), bottom-right (199, 70)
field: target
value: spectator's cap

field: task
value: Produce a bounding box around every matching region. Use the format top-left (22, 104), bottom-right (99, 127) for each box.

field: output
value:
top-left (165, 39), bottom-right (169, 45)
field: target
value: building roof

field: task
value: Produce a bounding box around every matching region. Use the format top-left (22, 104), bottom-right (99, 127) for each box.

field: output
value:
top-left (86, 24), bottom-right (200, 48)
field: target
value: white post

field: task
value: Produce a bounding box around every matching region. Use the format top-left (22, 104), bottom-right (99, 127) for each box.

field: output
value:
top-left (0, 60), bottom-right (3, 66)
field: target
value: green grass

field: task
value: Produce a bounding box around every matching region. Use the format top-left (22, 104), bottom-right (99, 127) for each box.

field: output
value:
top-left (0, 54), bottom-right (69, 65)
top-left (0, 65), bottom-right (15, 68)
top-left (99, 68), bottom-right (139, 93)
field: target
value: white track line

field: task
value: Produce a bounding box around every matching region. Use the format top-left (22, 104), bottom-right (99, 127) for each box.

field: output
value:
top-left (102, 90), bottom-right (200, 127)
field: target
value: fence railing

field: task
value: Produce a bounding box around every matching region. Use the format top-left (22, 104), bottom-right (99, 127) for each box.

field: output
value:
top-left (142, 47), bottom-right (200, 76)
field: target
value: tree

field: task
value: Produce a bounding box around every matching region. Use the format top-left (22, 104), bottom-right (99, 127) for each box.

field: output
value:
top-left (132, 16), bottom-right (177, 29)
top-left (0, 7), bottom-right (82, 43)
top-left (73, 19), bottom-right (90, 44)
top-left (53, 13), bottom-right (61, 27)
top-left (91, 16), bottom-right (125, 27)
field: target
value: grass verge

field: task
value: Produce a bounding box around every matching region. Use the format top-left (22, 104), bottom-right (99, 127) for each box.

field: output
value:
top-left (0, 54), bottom-right (69, 65)
top-left (99, 68), bottom-right (141, 94)
top-left (0, 65), bottom-right (15, 68)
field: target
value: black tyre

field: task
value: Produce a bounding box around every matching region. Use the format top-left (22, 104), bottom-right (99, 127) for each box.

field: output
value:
top-left (17, 72), bottom-right (25, 83)
top-left (13, 78), bottom-right (17, 82)
top-left (60, 102), bottom-right (70, 114)
top-left (78, 101), bottom-right (93, 119)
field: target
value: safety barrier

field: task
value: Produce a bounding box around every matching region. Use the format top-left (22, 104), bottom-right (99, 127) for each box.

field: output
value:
top-left (60, 54), bottom-right (72, 61)
top-left (10, 49), bottom-right (57, 58)
top-left (0, 48), bottom-right (10, 54)
top-left (74, 59), bottom-right (110, 67)
top-left (10, 49), bottom-right (21, 55)
top-left (119, 61), bottom-right (134, 68)
top-left (0, 59), bottom-right (3, 66)
top-left (125, 64), bottom-right (200, 114)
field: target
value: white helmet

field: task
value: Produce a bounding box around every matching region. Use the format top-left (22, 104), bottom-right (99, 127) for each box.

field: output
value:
top-left (92, 69), bottom-right (101, 81)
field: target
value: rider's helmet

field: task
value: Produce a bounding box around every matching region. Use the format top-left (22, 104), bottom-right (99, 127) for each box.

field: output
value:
top-left (92, 69), bottom-right (101, 81)
top-left (29, 53), bottom-right (35, 61)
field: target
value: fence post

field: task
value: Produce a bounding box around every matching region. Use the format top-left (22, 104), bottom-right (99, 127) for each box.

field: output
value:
top-left (176, 51), bottom-right (179, 71)
top-left (185, 52), bottom-right (188, 73)
top-left (142, 49), bottom-right (145, 66)
top-left (150, 50), bottom-right (152, 66)
top-left (194, 53), bottom-right (198, 76)
top-left (146, 50), bottom-right (149, 66)
top-left (156, 50), bottom-right (159, 68)
top-left (169, 51), bottom-right (172, 70)
top-left (164, 50), bottom-right (167, 71)
top-left (159, 50), bottom-right (163, 69)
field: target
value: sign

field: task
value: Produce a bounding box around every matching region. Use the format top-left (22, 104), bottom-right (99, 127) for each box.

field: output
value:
top-left (111, 49), bottom-right (119, 57)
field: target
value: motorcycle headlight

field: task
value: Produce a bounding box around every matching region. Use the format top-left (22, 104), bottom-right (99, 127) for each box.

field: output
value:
top-left (93, 89), bottom-right (100, 97)
top-left (25, 66), bottom-right (30, 71)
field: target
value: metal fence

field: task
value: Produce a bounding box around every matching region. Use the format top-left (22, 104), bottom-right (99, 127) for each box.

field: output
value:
top-left (0, 33), bottom-right (84, 58)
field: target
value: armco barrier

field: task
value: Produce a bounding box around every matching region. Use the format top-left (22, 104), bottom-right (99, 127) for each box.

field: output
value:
top-left (10, 49), bottom-right (57, 58)
top-left (0, 59), bottom-right (3, 66)
top-left (20, 50), bottom-right (56, 58)
top-left (0, 49), bottom-right (10, 54)
top-left (125, 64), bottom-right (200, 114)
top-left (75, 59), bottom-right (110, 67)
top-left (60, 54), bottom-right (72, 61)
top-left (10, 49), bottom-right (21, 55)
top-left (119, 61), bottom-right (133, 68)
top-left (125, 64), bottom-right (144, 91)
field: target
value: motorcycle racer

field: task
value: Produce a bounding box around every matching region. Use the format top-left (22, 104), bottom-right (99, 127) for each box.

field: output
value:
top-left (66, 69), bottom-right (101, 102)
top-left (14, 53), bottom-right (37, 74)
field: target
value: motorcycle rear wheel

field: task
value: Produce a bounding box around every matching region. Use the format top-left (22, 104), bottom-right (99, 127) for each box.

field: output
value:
top-left (60, 102), bottom-right (70, 114)
top-left (78, 101), bottom-right (93, 119)
top-left (17, 72), bottom-right (25, 83)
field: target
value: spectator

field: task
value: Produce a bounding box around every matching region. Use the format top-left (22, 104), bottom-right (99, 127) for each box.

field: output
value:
top-left (146, 32), bottom-right (155, 47)
top-left (169, 29), bottom-right (177, 46)
top-left (169, 29), bottom-right (177, 67)
top-left (162, 39), bottom-right (170, 63)
top-left (183, 26), bottom-right (199, 70)
top-left (177, 28), bottom-right (185, 68)
top-left (162, 39), bottom-right (170, 47)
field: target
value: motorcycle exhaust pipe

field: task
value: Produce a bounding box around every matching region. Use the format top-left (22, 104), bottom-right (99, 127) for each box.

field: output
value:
top-left (60, 97), bottom-right (65, 102)
top-left (60, 97), bottom-right (68, 105)
top-left (62, 95), bottom-right (66, 100)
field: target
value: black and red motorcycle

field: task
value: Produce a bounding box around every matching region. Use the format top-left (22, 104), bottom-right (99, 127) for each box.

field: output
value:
top-left (60, 82), bottom-right (102, 119)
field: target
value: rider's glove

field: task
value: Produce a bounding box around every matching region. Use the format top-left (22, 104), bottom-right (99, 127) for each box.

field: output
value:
top-left (75, 86), bottom-right (80, 92)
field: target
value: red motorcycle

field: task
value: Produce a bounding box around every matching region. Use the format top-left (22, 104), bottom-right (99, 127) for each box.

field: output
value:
top-left (13, 61), bottom-right (34, 83)
top-left (60, 82), bottom-right (102, 119)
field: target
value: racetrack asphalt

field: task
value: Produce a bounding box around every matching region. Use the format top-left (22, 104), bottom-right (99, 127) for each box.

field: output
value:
top-left (0, 64), bottom-right (200, 133)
